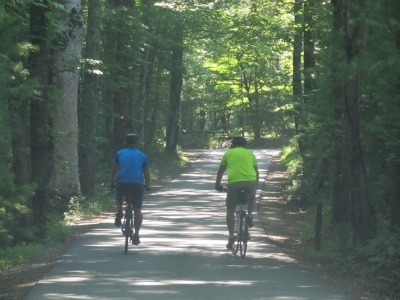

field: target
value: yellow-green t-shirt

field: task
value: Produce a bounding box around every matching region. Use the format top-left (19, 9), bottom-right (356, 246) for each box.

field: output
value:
top-left (220, 147), bottom-right (257, 184)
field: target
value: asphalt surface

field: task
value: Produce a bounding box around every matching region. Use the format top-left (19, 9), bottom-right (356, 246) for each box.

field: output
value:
top-left (24, 149), bottom-right (349, 300)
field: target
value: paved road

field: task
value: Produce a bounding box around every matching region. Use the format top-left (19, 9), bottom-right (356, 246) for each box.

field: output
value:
top-left (25, 149), bottom-right (349, 300)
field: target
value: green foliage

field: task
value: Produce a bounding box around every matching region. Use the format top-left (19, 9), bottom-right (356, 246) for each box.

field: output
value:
top-left (300, 227), bottom-right (400, 300)
top-left (355, 230), bottom-right (400, 299)
top-left (208, 131), bottom-right (240, 149)
top-left (299, 204), bottom-right (332, 245)
top-left (0, 123), bottom-right (37, 247)
top-left (181, 0), bottom-right (292, 139)
top-left (64, 194), bottom-right (113, 224)
top-left (280, 137), bottom-right (330, 207)
top-left (44, 214), bottom-right (70, 244)
top-left (179, 132), bottom-right (210, 149)
top-left (280, 138), bottom-right (303, 202)
top-left (280, 138), bottom-right (302, 173)
top-left (0, 244), bottom-right (42, 272)
top-left (149, 152), bottom-right (190, 181)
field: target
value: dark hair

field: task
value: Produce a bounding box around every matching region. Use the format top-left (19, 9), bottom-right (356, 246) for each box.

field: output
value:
top-left (125, 134), bottom-right (140, 146)
top-left (231, 136), bottom-right (247, 147)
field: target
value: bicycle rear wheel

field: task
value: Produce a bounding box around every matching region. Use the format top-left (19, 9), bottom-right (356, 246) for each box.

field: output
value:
top-left (124, 219), bottom-right (130, 254)
top-left (239, 214), bottom-right (248, 258)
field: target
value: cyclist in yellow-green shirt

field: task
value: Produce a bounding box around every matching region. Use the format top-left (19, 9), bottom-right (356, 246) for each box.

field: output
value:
top-left (215, 136), bottom-right (259, 250)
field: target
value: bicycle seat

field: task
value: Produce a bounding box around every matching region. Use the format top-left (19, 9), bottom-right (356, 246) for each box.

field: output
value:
top-left (238, 188), bottom-right (249, 204)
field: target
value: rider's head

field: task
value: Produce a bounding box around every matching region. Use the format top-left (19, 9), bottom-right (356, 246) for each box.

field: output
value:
top-left (125, 134), bottom-right (140, 147)
top-left (231, 136), bottom-right (247, 148)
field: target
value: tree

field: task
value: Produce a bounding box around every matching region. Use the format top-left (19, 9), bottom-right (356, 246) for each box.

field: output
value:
top-left (165, 18), bottom-right (184, 154)
top-left (330, 0), bottom-right (375, 243)
top-left (51, 0), bottom-right (86, 202)
top-left (102, 0), bottom-right (137, 156)
top-left (29, 0), bottom-right (52, 226)
top-left (79, 0), bottom-right (102, 196)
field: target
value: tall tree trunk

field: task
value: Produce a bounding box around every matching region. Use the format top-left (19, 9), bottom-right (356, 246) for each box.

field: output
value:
top-left (139, 46), bottom-right (150, 142)
top-left (303, 0), bottom-right (315, 98)
top-left (139, 0), bottom-right (154, 147)
top-left (390, 8), bottom-right (400, 228)
top-left (109, 0), bottom-right (136, 153)
top-left (346, 73), bottom-right (374, 241)
top-left (292, 0), bottom-right (312, 180)
top-left (79, 0), bottom-right (102, 196)
top-left (253, 79), bottom-right (261, 140)
top-left (112, 46), bottom-right (135, 152)
top-left (101, 1), bottom-right (117, 163)
top-left (51, 0), bottom-right (86, 203)
top-left (165, 20), bottom-right (184, 154)
top-left (29, 0), bottom-right (52, 226)
top-left (146, 61), bottom-right (161, 151)
top-left (330, 0), bottom-right (351, 226)
top-left (331, 0), bottom-right (374, 242)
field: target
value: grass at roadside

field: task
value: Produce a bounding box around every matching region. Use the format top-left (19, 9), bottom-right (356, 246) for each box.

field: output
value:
top-left (0, 245), bottom-right (42, 272)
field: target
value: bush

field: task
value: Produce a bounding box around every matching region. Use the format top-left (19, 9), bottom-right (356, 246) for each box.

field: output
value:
top-left (354, 229), bottom-right (400, 299)
top-left (0, 244), bottom-right (42, 272)
top-left (179, 132), bottom-right (210, 149)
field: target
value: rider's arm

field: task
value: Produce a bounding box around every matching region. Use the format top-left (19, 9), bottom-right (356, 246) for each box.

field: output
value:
top-left (254, 165), bottom-right (259, 183)
top-left (111, 162), bottom-right (119, 185)
top-left (215, 164), bottom-right (227, 188)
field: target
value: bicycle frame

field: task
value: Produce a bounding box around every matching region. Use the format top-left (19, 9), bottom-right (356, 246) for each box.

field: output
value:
top-left (122, 203), bottom-right (134, 254)
top-left (231, 188), bottom-right (250, 258)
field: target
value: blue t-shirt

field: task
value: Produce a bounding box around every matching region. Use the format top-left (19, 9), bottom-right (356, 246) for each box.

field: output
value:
top-left (114, 148), bottom-right (149, 184)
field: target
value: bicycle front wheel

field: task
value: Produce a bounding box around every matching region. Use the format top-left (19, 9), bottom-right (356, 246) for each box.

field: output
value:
top-left (231, 236), bottom-right (239, 255)
top-left (240, 237), bottom-right (247, 258)
top-left (124, 205), bottom-right (134, 254)
top-left (124, 219), bottom-right (131, 254)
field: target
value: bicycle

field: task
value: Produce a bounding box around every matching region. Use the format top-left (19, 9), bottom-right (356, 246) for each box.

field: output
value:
top-left (121, 202), bottom-right (134, 254)
top-left (219, 186), bottom-right (251, 258)
top-left (231, 188), bottom-right (251, 258)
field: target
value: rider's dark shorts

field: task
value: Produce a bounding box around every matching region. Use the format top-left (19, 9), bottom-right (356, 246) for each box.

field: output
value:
top-left (226, 181), bottom-right (257, 210)
top-left (116, 182), bottom-right (144, 209)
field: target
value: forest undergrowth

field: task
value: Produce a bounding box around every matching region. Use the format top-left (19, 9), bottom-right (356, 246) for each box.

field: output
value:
top-left (276, 142), bottom-right (400, 300)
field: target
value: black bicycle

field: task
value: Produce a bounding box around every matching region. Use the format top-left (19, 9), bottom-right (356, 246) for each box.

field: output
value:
top-left (122, 203), bottom-right (134, 254)
top-left (231, 188), bottom-right (251, 258)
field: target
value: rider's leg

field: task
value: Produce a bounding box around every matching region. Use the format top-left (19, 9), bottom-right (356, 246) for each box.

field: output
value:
top-left (226, 207), bottom-right (235, 236)
top-left (247, 195), bottom-right (256, 216)
top-left (134, 209), bottom-right (143, 235)
top-left (132, 209), bottom-right (143, 245)
top-left (246, 181), bottom-right (258, 215)
top-left (114, 188), bottom-right (125, 227)
top-left (116, 198), bottom-right (123, 212)
top-left (226, 184), bottom-right (238, 249)
top-left (246, 181), bottom-right (257, 228)
top-left (247, 196), bottom-right (255, 228)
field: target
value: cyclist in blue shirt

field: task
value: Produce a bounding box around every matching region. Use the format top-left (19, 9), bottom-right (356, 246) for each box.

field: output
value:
top-left (111, 134), bottom-right (151, 245)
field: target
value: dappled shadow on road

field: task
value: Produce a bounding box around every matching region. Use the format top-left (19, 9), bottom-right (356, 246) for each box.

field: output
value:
top-left (24, 150), bottom-right (347, 300)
